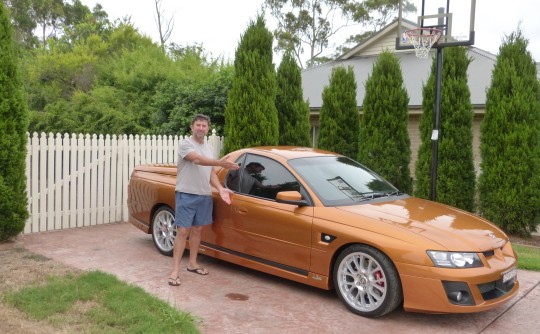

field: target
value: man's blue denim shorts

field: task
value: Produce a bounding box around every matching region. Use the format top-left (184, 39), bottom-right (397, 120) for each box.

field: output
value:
top-left (174, 192), bottom-right (213, 228)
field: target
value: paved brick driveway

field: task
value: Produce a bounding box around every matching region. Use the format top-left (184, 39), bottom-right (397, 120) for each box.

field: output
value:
top-left (21, 222), bottom-right (540, 334)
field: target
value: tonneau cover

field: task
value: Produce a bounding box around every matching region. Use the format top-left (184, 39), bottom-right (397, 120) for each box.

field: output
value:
top-left (133, 164), bottom-right (176, 176)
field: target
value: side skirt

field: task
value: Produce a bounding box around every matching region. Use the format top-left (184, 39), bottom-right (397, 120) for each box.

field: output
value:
top-left (199, 241), bottom-right (330, 290)
top-left (201, 241), bottom-right (308, 276)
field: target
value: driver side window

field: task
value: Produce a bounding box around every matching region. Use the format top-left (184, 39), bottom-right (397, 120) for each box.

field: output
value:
top-left (226, 154), bottom-right (301, 201)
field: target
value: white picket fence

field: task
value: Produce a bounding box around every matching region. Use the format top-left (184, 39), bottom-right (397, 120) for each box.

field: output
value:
top-left (24, 131), bottom-right (224, 234)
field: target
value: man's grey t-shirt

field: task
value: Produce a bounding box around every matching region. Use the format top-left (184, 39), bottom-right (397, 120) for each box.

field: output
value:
top-left (175, 137), bottom-right (213, 196)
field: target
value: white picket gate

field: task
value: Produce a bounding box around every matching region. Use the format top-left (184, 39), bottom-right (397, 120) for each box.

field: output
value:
top-left (24, 131), bottom-right (224, 234)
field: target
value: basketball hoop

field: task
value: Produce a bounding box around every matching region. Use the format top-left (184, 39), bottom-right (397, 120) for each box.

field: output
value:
top-left (403, 28), bottom-right (443, 59)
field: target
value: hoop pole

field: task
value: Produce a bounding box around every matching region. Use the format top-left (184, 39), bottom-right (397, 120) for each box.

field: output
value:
top-left (430, 47), bottom-right (443, 201)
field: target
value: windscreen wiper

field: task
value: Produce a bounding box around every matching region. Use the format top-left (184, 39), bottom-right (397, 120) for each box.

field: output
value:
top-left (384, 191), bottom-right (403, 197)
top-left (364, 191), bottom-right (403, 199)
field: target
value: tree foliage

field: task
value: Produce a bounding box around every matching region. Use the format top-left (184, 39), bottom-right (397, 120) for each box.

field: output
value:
top-left (3, 0), bottom-right (38, 48)
top-left (358, 51), bottom-right (411, 193)
top-left (317, 66), bottom-right (358, 157)
top-left (415, 47), bottom-right (476, 212)
top-left (0, 2), bottom-right (29, 240)
top-left (478, 30), bottom-right (540, 236)
top-left (336, 0), bottom-right (415, 56)
top-left (151, 61), bottom-right (233, 136)
top-left (224, 15), bottom-right (278, 153)
top-left (30, 0), bottom-right (65, 45)
top-left (264, 0), bottom-right (415, 67)
top-left (61, 2), bottom-right (113, 46)
top-left (19, 3), bottom-right (230, 137)
top-left (276, 50), bottom-right (311, 146)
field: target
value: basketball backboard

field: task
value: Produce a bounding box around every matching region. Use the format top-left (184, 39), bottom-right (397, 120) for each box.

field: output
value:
top-left (396, 0), bottom-right (476, 50)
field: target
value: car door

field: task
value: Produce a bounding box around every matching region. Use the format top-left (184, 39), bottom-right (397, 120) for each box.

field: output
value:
top-left (221, 154), bottom-right (314, 272)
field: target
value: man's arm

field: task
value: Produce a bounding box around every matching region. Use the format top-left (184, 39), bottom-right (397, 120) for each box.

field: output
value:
top-left (185, 151), bottom-right (238, 170)
top-left (185, 150), bottom-right (238, 204)
top-left (210, 169), bottom-right (223, 191)
top-left (210, 167), bottom-right (234, 204)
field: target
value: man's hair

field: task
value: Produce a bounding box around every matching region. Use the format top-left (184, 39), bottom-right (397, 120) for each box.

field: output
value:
top-left (246, 162), bottom-right (264, 170)
top-left (191, 114), bottom-right (211, 125)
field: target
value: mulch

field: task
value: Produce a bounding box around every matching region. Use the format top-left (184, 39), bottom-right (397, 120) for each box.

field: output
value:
top-left (509, 234), bottom-right (540, 248)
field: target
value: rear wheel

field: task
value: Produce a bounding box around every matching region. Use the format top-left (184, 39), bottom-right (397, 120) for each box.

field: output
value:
top-left (333, 244), bottom-right (402, 317)
top-left (151, 206), bottom-right (176, 256)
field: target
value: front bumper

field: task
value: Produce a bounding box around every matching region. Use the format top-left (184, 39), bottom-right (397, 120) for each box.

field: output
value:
top-left (396, 245), bottom-right (519, 313)
top-left (399, 269), bottom-right (519, 313)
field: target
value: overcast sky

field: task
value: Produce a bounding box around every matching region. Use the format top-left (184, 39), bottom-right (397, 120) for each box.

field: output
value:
top-left (79, 0), bottom-right (540, 62)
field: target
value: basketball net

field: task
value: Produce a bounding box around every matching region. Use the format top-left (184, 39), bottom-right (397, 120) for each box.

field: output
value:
top-left (404, 28), bottom-right (443, 59)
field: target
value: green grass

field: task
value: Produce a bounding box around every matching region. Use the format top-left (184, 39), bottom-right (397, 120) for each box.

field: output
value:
top-left (3, 270), bottom-right (199, 333)
top-left (514, 244), bottom-right (540, 272)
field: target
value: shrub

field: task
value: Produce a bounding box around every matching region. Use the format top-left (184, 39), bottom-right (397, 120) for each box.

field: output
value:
top-left (317, 66), bottom-right (359, 158)
top-left (414, 47), bottom-right (476, 212)
top-left (358, 51), bottom-right (412, 193)
top-left (0, 3), bottom-right (29, 240)
top-left (224, 15), bottom-right (278, 153)
top-left (478, 30), bottom-right (540, 236)
top-left (276, 50), bottom-right (311, 147)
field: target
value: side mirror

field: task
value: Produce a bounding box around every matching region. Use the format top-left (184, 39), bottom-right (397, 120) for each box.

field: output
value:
top-left (275, 191), bottom-right (308, 206)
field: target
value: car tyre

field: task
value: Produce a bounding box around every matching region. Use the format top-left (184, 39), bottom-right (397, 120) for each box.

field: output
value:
top-left (151, 206), bottom-right (176, 256)
top-left (333, 244), bottom-right (403, 317)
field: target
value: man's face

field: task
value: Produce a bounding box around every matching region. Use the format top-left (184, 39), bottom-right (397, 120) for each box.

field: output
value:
top-left (191, 119), bottom-right (209, 140)
top-left (247, 165), bottom-right (264, 174)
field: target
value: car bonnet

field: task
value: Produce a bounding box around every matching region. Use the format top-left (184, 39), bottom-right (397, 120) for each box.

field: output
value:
top-left (337, 196), bottom-right (508, 252)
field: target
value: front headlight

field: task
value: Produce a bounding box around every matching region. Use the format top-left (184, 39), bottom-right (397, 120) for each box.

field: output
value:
top-left (427, 251), bottom-right (483, 268)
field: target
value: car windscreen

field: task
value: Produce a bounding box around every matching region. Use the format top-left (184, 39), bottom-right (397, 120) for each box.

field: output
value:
top-left (288, 156), bottom-right (400, 206)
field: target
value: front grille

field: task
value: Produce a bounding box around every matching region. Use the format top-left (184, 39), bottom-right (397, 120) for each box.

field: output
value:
top-left (478, 281), bottom-right (495, 294)
top-left (478, 276), bottom-right (515, 301)
top-left (482, 250), bottom-right (495, 257)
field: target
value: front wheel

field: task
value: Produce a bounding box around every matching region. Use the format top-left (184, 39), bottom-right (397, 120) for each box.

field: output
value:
top-left (333, 244), bottom-right (402, 317)
top-left (151, 206), bottom-right (176, 256)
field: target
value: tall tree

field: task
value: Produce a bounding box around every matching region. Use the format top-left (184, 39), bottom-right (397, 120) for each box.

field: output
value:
top-left (153, 0), bottom-right (174, 52)
top-left (32, 0), bottom-right (65, 45)
top-left (276, 50), bottom-right (311, 146)
top-left (335, 0), bottom-right (416, 57)
top-left (2, 0), bottom-right (39, 48)
top-left (317, 65), bottom-right (358, 157)
top-left (478, 30), bottom-right (540, 236)
top-left (63, 0), bottom-right (90, 28)
top-left (60, 1), bottom-right (113, 45)
top-left (224, 15), bottom-right (278, 153)
top-left (0, 2), bottom-right (29, 240)
top-left (414, 47), bottom-right (476, 211)
top-left (358, 51), bottom-right (411, 193)
top-left (264, 0), bottom-right (415, 68)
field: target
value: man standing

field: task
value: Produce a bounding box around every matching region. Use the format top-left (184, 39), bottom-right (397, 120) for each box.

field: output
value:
top-left (169, 114), bottom-right (239, 286)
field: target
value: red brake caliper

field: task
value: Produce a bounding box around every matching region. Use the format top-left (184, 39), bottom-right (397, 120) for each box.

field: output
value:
top-left (375, 270), bottom-right (384, 287)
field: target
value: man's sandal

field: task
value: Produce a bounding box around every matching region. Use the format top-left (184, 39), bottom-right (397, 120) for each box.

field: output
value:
top-left (168, 276), bottom-right (181, 286)
top-left (187, 267), bottom-right (209, 275)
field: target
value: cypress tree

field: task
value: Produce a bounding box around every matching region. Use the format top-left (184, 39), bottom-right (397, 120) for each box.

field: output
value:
top-left (358, 51), bottom-right (412, 193)
top-left (0, 3), bottom-right (29, 240)
top-left (478, 30), bottom-right (540, 236)
top-left (276, 50), bottom-right (311, 146)
top-left (318, 66), bottom-right (359, 158)
top-left (224, 15), bottom-right (278, 153)
top-left (414, 47), bottom-right (476, 212)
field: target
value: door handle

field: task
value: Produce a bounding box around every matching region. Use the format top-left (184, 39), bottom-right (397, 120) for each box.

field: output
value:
top-left (233, 206), bottom-right (248, 215)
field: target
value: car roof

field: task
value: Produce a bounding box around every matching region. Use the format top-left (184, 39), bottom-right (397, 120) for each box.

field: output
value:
top-left (244, 146), bottom-right (341, 160)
